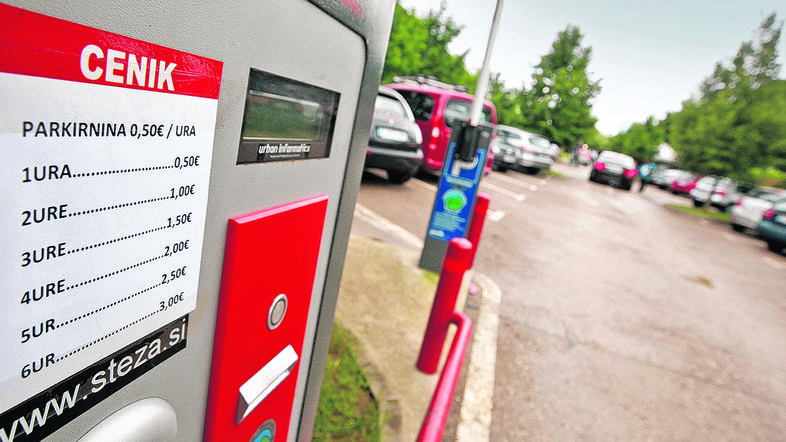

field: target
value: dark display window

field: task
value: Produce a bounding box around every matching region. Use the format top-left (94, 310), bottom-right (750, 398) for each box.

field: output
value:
top-left (237, 69), bottom-right (340, 164)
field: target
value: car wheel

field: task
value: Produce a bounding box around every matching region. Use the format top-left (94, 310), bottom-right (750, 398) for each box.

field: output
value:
top-left (692, 199), bottom-right (704, 208)
top-left (766, 241), bottom-right (783, 253)
top-left (623, 184), bottom-right (632, 191)
top-left (387, 170), bottom-right (414, 184)
top-left (731, 223), bottom-right (745, 233)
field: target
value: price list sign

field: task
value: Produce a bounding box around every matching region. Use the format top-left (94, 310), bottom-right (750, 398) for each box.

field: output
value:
top-left (0, 4), bottom-right (222, 417)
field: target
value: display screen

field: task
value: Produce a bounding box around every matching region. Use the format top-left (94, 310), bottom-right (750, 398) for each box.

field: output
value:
top-left (237, 69), bottom-right (339, 164)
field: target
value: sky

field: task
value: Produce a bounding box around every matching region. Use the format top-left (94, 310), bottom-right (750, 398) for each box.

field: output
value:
top-left (398, 0), bottom-right (786, 136)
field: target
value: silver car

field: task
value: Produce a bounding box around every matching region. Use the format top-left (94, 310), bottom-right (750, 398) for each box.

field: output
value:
top-left (730, 187), bottom-right (786, 232)
top-left (495, 125), bottom-right (554, 175)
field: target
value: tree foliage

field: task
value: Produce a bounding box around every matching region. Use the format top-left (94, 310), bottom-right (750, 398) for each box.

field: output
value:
top-left (611, 13), bottom-right (785, 187)
top-left (381, 4), bottom-right (475, 87)
top-left (381, 4), bottom-right (602, 152)
top-left (513, 25), bottom-right (601, 149)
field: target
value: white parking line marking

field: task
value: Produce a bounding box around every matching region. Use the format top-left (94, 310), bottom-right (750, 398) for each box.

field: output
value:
top-left (487, 209), bottom-right (505, 222)
top-left (481, 182), bottom-right (526, 201)
top-left (491, 172), bottom-right (540, 191)
top-left (457, 273), bottom-right (500, 442)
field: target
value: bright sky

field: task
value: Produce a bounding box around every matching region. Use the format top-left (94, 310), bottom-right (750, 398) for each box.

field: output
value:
top-left (398, 0), bottom-right (786, 136)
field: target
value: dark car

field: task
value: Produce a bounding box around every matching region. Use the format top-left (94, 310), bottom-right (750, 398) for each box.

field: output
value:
top-left (364, 86), bottom-right (423, 183)
top-left (588, 150), bottom-right (638, 190)
top-left (757, 199), bottom-right (786, 253)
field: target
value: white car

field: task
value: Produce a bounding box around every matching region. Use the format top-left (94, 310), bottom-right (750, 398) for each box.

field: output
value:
top-left (729, 187), bottom-right (786, 232)
top-left (495, 125), bottom-right (554, 175)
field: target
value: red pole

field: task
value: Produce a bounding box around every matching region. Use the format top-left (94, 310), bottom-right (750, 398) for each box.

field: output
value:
top-left (466, 193), bottom-right (490, 269)
top-left (416, 238), bottom-right (473, 374)
top-left (417, 311), bottom-right (473, 442)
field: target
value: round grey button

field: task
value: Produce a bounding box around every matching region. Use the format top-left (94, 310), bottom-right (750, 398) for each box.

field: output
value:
top-left (267, 294), bottom-right (288, 330)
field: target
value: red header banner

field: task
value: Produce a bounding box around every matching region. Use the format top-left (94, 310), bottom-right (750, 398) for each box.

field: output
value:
top-left (0, 3), bottom-right (223, 99)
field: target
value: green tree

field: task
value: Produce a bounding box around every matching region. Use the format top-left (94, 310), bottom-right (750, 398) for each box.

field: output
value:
top-left (610, 117), bottom-right (664, 162)
top-left (699, 13), bottom-right (782, 103)
top-left (670, 13), bottom-right (784, 182)
top-left (488, 73), bottom-right (523, 127)
top-left (516, 25), bottom-right (601, 149)
top-left (381, 4), bottom-right (474, 88)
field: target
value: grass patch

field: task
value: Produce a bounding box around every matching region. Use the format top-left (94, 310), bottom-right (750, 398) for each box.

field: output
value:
top-left (314, 323), bottom-right (382, 442)
top-left (422, 269), bottom-right (439, 285)
top-left (667, 204), bottom-right (731, 223)
top-left (544, 168), bottom-right (565, 178)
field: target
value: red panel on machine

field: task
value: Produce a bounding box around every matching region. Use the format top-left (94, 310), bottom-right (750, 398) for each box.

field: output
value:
top-left (204, 195), bottom-right (328, 441)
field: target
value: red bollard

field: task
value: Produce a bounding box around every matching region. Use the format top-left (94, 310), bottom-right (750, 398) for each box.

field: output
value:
top-left (466, 193), bottom-right (490, 269)
top-left (416, 237), bottom-right (473, 374)
top-left (417, 311), bottom-right (473, 442)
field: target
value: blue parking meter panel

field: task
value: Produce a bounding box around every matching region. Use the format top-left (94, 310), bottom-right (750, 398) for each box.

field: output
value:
top-left (419, 130), bottom-right (489, 273)
top-left (428, 143), bottom-right (485, 241)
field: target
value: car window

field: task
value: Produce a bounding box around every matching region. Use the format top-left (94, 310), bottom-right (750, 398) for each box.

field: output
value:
top-left (444, 98), bottom-right (492, 128)
top-left (397, 91), bottom-right (435, 121)
top-left (715, 178), bottom-right (733, 188)
top-left (763, 192), bottom-right (786, 203)
top-left (375, 94), bottom-right (408, 118)
top-left (772, 199), bottom-right (786, 211)
top-left (598, 151), bottom-right (635, 168)
top-left (499, 129), bottom-right (521, 144)
top-left (529, 135), bottom-right (551, 148)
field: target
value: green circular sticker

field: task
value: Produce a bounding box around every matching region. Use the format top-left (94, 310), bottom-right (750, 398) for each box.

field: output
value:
top-left (443, 189), bottom-right (467, 212)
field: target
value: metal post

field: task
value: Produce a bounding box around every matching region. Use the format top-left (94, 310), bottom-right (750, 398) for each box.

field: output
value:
top-left (468, 0), bottom-right (505, 127)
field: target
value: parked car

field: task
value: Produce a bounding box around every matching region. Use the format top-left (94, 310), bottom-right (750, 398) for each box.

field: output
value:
top-left (709, 178), bottom-right (754, 211)
top-left (669, 171), bottom-right (699, 195)
top-left (756, 199), bottom-right (786, 253)
top-left (364, 86), bottom-right (423, 183)
top-left (549, 143), bottom-right (561, 160)
top-left (494, 125), bottom-right (554, 174)
top-left (588, 150), bottom-right (638, 190)
top-left (490, 129), bottom-right (520, 172)
top-left (651, 167), bottom-right (682, 189)
top-left (730, 187), bottom-right (786, 232)
top-left (689, 175), bottom-right (720, 207)
top-left (570, 145), bottom-right (593, 165)
top-left (387, 76), bottom-right (497, 176)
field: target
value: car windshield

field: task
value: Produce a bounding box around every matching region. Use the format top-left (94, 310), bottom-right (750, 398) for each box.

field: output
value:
top-left (598, 151), bottom-right (635, 168)
top-left (715, 178), bottom-right (733, 188)
top-left (444, 98), bottom-right (493, 128)
top-left (375, 94), bottom-right (408, 118)
top-left (498, 129), bottom-right (522, 145)
top-left (397, 91), bottom-right (435, 121)
top-left (529, 135), bottom-right (551, 148)
top-left (763, 192), bottom-right (786, 203)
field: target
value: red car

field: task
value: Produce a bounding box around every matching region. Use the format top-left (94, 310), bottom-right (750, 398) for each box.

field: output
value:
top-left (387, 76), bottom-right (497, 176)
top-left (669, 171), bottom-right (699, 195)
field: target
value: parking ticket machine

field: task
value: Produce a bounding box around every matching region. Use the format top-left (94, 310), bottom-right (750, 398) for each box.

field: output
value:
top-left (0, 1), bottom-right (394, 440)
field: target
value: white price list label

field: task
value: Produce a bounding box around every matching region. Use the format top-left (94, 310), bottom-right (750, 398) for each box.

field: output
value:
top-left (0, 5), bottom-right (223, 414)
